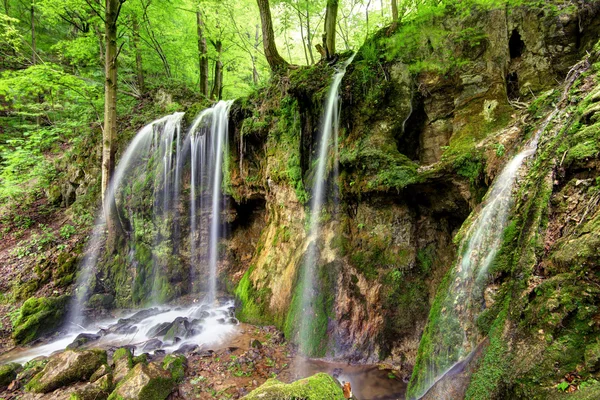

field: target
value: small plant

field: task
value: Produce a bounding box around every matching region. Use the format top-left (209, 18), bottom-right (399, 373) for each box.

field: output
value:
top-left (495, 143), bottom-right (505, 157)
top-left (557, 381), bottom-right (570, 392)
top-left (59, 224), bottom-right (76, 239)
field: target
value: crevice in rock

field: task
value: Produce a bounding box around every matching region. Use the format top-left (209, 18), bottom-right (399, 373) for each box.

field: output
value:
top-left (509, 29), bottom-right (525, 59)
top-left (397, 93), bottom-right (426, 161)
top-left (506, 72), bottom-right (519, 101)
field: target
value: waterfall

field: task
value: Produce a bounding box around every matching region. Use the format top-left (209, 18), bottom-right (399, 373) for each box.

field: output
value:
top-left (67, 101), bottom-right (232, 327)
top-left (296, 55), bottom-right (355, 358)
top-left (187, 100), bottom-right (233, 304)
top-left (410, 110), bottom-right (558, 398)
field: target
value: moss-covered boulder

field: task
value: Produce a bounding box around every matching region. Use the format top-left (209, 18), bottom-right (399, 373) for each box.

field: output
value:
top-left (107, 362), bottom-right (174, 400)
top-left (0, 362), bottom-right (22, 390)
top-left (26, 349), bottom-right (107, 393)
top-left (112, 347), bottom-right (134, 384)
top-left (12, 295), bottom-right (70, 344)
top-left (70, 377), bottom-right (112, 400)
top-left (242, 373), bottom-right (345, 400)
top-left (161, 354), bottom-right (186, 383)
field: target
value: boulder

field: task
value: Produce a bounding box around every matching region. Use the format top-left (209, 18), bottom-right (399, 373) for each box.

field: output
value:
top-left (147, 322), bottom-right (172, 338)
top-left (112, 347), bottom-right (134, 384)
top-left (12, 295), bottom-right (70, 344)
top-left (25, 349), bottom-right (107, 393)
top-left (142, 339), bottom-right (163, 352)
top-left (173, 343), bottom-right (198, 355)
top-left (163, 317), bottom-right (190, 343)
top-left (67, 333), bottom-right (102, 350)
top-left (0, 362), bottom-right (22, 390)
top-left (90, 364), bottom-right (111, 383)
top-left (107, 363), bottom-right (174, 400)
top-left (70, 374), bottom-right (112, 400)
top-left (242, 373), bottom-right (345, 399)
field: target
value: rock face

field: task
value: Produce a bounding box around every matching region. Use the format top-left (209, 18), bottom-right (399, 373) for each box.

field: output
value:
top-left (242, 373), bottom-right (345, 400)
top-left (108, 363), bottom-right (174, 400)
top-left (26, 349), bottom-right (107, 393)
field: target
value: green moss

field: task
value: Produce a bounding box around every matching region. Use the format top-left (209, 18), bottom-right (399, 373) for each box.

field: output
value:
top-left (112, 348), bottom-right (133, 368)
top-left (0, 362), bottom-right (21, 388)
top-left (284, 260), bottom-right (338, 358)
top-left (161, 355), bottom-right (186, 383)
top-left (107, 363), bottom-right (174, 400)
top-left (234, 265), bottom-right (276, 326)
top-left (242, 373), bottom-right (345, 400)
top-left (12, 295), bottom-right (70, 344)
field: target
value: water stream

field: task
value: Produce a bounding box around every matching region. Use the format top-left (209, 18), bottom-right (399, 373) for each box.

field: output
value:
top-left (411, 110), bottom-right (559, 398)
top-left (297, 55), bottom-right (355, 359)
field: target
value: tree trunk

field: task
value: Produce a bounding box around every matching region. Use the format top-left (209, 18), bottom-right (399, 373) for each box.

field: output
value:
top-left (305, 0), bottom-right (314, 64)
top-left (197, 11), bottom-right (209, 97)
top-left (103, 0), bottom-right (124, 250)
top-left (323, 0), bottom-right (338, 59)
top-left (391, 0), bottom-right (398, 21)
top-left (211, 40), bottom-right (223, 100)
top-left (132, 14), bottom-right (145, 94)
top-left (252, 24), bottom-right (260, 85)
top-left (31, 2), bottom-right (36, 65)
top-left (256, 0), bottom-right (288, 71)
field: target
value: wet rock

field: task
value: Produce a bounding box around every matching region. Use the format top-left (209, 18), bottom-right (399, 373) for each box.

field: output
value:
top-left (0, 362), bottom-right (22, 390)
top-left (107, 319), bottom-right (138, 335)
top-left (128, 308), bottom-right (164, 323)
top-left (112, 347), bottom-right (134, 385)
top-left (173, 343), bottom-right (198, 354)
top-left (108, 362), bottom-right (174, 400)
top-left (133, 354), bottom-right (149, 365)
top-left (227, 317), bottom-right (239, 325)
top-left (25, 349), bottom-right (107, 393)
top-left (142, 338), bottom-right (164, 352)
top-left (196, 349), bottom-right (214, 358)
top-left (7, 379), bottom-right (20, 391)
top-left (147, 322), bottom-right (172, 338)
top-left (162, 354), bottom-right (187, 383)
top-left (72, 375), bottom-right (112, 400)
top-left (197, 310), bottom-right (210, 319)
top-left (163, 317), bottom-right (190, 343)
top-left (87, 293), bottom-right (115, 309)
top-left (16, 358), bottom-right (47, 384)
top-left (154, 350), bottom-right (166, 356)
top-left (242, 373), bottom-right (345, 399)
top-left (67, 333), bottom-right (102, 349)
top-left (332, 368), bottom-right (342, 379)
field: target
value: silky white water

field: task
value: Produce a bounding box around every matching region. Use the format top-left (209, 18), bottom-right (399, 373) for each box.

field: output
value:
top-left (413, 110), bottom-right (558, 398)
top-left (297, 55), bottom-right (355, 358)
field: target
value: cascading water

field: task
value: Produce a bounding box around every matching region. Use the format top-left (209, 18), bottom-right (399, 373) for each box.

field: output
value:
top-left (296, 55), bottom-right (355, 358)
top-left (410, 111), bottom-right (558, 398)
top-left (186, 101), bottom-right (233, 304)
top-left (62, 101), bottom-right (232, 350)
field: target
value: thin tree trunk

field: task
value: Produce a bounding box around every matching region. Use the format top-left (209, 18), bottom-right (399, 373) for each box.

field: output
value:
top-left (197, 11), bottom-right (209, 97)
top-left (305, 0), bottom-right (314, 64)
top-left (392, 0), bottom-right (398, 21)
top-left (366, 0), bottom-right (372, 40)
top-left (296, 9), bottom-right (309, 65)
top-left (31, 2), bottom-right (36, 65)
top-left (252, 24), bottom-right (260, 84)
top-left (256, 0), bottom-right (288, 71)
top-left (323, 0), bottom-right (338, 59)
top-left (132, 15), bottom-right (145, 94)
top-left (3, 0), bottom-right (9, 16)
top-left (211, 40), bottom-right (223, 100)
top-left (103, 0), bottom-right (125, 250)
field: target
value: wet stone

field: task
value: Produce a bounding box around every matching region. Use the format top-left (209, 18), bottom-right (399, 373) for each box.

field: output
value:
top-left (128, 308), bottom-right (164, 323)
top-left (67, 333), bottom-right (101, 350)
top-left (173, 344), bottom-right (198, 355)
top-left (142, 339), bottom-right (163, 352)
top-left (147, 322), bottom-right (172, 338)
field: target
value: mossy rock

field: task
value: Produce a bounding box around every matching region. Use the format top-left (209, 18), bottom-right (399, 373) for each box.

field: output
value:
top-left (26, 349), bottom-right (107, 393)
top-left (112, 347), bottom-right (134, 384)
top-left (107, 362), bottom-right (174, 400)
top-left (242, 373), bottom-right (345, 400)
top-left (0, 362), bottom-right (22, 389)
top-left (161, 354), bottom-right (186, 383)
top-left (87, 293), bottom-right (115, 309)
top-left (12, 295), bottom-right (70, 344)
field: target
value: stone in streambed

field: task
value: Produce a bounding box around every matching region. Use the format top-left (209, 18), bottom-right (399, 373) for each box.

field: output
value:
top-left (173, 343), bottom-right (198, 354)
top-left (25, 349), bottom-right (107, 393)
top-left (0, 362), bottom-right (22, 390)
top-left (142, 338), bottom-right (164, 352)
top-left (147, 322), bottom-right (172, 338)
top-left (242, 373), bottom-right (346, 399)
top-left (163, 317), bottom-right (190, 343)
top-left (70, 373), bottom-right (113, 400)
top-left (107, 363), bottom-right (174, 400)
top-left (90, 364), bottom-right (112, 383)
top-left (67, 333), bottom-right (101, 349)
